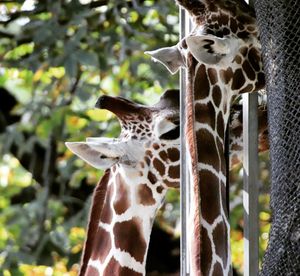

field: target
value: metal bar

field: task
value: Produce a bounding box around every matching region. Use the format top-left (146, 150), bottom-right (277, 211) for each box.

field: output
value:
top-left (180, 7), bottom-right (188, 276)
top-left (243, 92), bottom-right (259, 276)
top-left (243, 1), bottom-right (259, 274)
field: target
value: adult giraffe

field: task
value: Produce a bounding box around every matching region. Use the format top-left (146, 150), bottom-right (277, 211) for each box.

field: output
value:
top-left (147, 0), bottom-right (265, 275)
top-left (66, 89), bottom-right (267, 275)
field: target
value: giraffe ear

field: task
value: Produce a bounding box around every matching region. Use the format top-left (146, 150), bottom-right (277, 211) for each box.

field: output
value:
top-left (145, 46), bottom-right (185, 74)
top-left (186, 35), bottom-right (238, 64)
top-left (66, 141), bottom-right (120, 169)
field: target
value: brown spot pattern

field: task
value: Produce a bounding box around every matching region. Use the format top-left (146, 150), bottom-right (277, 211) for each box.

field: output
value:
top-left (199, 170), bottom-right (221, 224)
top-left (212, 86), bottom-right (222, 107)
top-left (231, 69), bottom-right (246, 90)
top-left (213, 221), bottom-right (228, 267)
top-left (248, 47), bottom-right (261, 72)
top-left (168, 165), bottom-right (180, 179)
top-left (159, 150), bottom-right (168, 161)
top-left (113, 217), bottom-right (146, 263)
top-left (101, 184), bottom-right (114, 224)
top-left (237, 31), bottom-right (249, 39)
top-left (145, 150), bottom-right (153, 158)
top-left (217, 111), bottom-right (225, 138)
top-left (223, 27), bottom-right (230, 36)
top-left (256, 72), bottom-right (265, 90)
top-left (153, 158), bottom-right (165, 176)
top-left (219, 13), bottom-right (229, 25)
top-left (212, 262), bottom-right (224, 276)
top-left (220, 67), bottom-right (233, 84)
top-left (137, 184), bottom-right (156, 206)
top-left (194, 64), bottom-right (210, 100)
top-left (207, 68), bottom-right (218, 85)
top-left (156, 186), bottom-right (164, 193)
top-left (234, 55), bottom-right (242, 64)
top-left (103, 257), bottom-right (142, 276)
top-left (229, 19), bottom-right (238, 33)
top-left (147, 171), bottom-right (157, 185)
top-left (165, 179), bottom-right (179, 188)
top-left (167, 148), bottom-right (180, 162)
top-left (200, 227), bottom-right (213, 276)
top-left (113, 174), bottom-right (130, 215)
top-left (221, 182), bottom-right (228, 217)
top-left (239, 46), bottom-right (248, 57)
top-left (91, 227), bottom-right (112, 262)
top-left (240, 84), bottom-right (254, 93)
top-left (195, 102), bottom-right (216, 130)
top-left (86, 266), bottom-right (100, 276)
top-left (216, 138), bottom-right (226, 175)
top-left (196, 129), bottom-right (219, 170)
top-left (242, 60), bottom-right (255, 81)
top-left (144, 157), bottom-right (151, 166)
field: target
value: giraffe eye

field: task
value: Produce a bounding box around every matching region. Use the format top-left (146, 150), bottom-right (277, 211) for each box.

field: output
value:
top-left (159, 125), bottom-right (180, 140)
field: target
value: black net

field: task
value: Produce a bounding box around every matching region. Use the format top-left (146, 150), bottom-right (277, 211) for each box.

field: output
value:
top-left (254, 0), bottom-right (300, 275)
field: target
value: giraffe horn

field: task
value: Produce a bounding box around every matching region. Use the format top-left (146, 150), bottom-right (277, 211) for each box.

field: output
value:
top-left (95, 95), bottom-right (147, 118)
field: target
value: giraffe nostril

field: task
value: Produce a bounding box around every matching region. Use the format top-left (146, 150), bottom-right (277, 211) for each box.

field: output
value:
top-left (99, 155), bottom-right (108, 159)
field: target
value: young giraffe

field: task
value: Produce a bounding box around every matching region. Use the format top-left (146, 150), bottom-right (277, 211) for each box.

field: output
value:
top-left (66, 89), bottom-right (268, 276)
top-left (67, 89), bottom-right (181, 276)
top-left (147, 0), bottom-right (265, 275)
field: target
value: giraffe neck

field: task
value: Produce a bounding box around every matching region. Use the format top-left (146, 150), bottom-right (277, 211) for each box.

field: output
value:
top-left (82, 164), bottom-right (166, 276)
top-left (187, 57), bottom-right (232, 275)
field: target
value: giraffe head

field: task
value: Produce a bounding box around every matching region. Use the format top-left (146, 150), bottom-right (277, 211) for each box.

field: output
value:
top-left (146, 0), bottom-right (265, 95)
top-left (66, 89), bottom-right (181, 189)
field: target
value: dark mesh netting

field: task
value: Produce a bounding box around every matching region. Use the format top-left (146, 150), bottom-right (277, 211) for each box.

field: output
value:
top-left (254, 0), bottom-right (300, 275)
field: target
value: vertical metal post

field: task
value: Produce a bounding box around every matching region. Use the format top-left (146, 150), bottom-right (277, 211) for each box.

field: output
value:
top-left (243, 3), bottom-right (259, 276)
top-left (180, 7), bottom-right (188, 276)
top-left (243, 92), bottom-right (259, 276)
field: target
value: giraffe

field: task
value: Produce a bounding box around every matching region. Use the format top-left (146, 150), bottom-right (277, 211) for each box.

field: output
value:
top-left (66, 88), bottom-right (268, 275)
top-left (146, 0), bottom-right (265, 275)
top-left (66, 89), bottom-right (181, 276)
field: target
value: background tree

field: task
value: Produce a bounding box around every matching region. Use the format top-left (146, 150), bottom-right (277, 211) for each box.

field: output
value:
top-left (0, 0), bottom-right (270, 275)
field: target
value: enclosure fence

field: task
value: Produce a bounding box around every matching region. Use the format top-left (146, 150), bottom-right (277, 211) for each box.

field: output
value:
top-left (180, 0), bottom-right (300, 275)
top-left (255, 0), bottom-right (300, 275)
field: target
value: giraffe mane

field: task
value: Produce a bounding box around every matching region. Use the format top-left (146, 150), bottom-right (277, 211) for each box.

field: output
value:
top-left (79, 169), bottom-right (111, 276)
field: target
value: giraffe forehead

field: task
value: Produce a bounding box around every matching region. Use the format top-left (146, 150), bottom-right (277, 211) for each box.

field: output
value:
top-left (189, 5), bottom-right (258, 40)
top-left (120, 110), bottom-right (179, 137)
